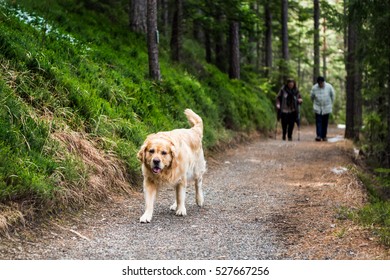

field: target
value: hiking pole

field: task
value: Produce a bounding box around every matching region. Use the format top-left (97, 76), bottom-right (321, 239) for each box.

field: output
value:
top-left (274, 118), bottom-right (278, 140)
top-left (275, 109), bottom-right (280, 140)
top-left (296, 105), bottom-right (301, 141)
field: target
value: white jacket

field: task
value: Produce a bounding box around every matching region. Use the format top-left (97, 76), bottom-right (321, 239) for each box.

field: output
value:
top-left (310, 82), bottom-right (335, 115)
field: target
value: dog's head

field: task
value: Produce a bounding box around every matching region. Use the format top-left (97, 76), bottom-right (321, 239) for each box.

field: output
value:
top-left (137, 134), bottom-right (177, 175)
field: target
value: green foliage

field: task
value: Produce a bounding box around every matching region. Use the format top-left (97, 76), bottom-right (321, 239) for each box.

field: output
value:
top-left (358, 202), bottom-right (390, 246)
top-left (0, 0), bottom-right (274, 214)
top-left (352, 168), bottom-right (390, 246)
top-left (354, 0), bottom-right (390, 167)
top-left (361, 112), bottom-right (388, 166)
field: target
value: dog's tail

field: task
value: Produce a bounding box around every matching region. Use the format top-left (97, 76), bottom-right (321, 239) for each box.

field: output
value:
top-left (184, 109), bottom-right (203, 136)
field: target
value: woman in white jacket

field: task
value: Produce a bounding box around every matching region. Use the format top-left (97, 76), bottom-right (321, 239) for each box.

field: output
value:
top-left (310, 76), bottom-right (335, 141)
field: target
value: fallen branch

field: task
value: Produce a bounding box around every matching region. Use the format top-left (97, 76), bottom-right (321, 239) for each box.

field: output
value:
top-left (52, 222), bottom-right (91, 242)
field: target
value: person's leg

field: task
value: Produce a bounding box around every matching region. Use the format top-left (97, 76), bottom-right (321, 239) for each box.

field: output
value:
top-left (281, 113), bottom-right (288, 140)
top-left (287, 113), bottom-right (295, 140)
top-left (321, 114), bottom-right (330, 140)
top-left (315, 113), bottom-right (322, 141)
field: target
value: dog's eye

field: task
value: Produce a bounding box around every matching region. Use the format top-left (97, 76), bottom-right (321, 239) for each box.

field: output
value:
top-left (149, 149), bottom-right (155, 154)
top-left (161, 151), bottom-right (167, 155)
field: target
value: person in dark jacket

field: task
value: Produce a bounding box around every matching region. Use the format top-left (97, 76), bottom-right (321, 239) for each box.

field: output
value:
top-left (276, 79), bottom-right (303, 141)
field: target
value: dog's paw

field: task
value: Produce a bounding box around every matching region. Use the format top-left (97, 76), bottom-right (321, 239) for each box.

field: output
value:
top-left (140, 213), bottom-right (152, 223)
top-left (170, 203), bottom-right (177, 211)
top-left (196, 196), bottom-right (204, 207)
top-left (175, 207), bottom-right (187, 216)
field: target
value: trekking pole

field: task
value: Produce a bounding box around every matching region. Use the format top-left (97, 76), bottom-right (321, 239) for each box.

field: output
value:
top-left (275, 109), bottom-right (280, 140)
top-left (297, 105), bottom-right (301, 141)
top-left (274, 118), bottom-right (278, 140)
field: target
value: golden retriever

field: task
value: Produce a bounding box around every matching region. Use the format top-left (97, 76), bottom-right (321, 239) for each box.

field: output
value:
top-left (137, 109), bottom-right (206, 223)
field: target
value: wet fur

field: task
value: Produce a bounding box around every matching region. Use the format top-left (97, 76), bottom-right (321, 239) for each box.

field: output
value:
top-left (137, 109), bottom-right (206, 223)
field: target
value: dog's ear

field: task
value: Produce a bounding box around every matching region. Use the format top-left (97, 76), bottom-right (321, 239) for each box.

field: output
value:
top-left (137, 142), bottom-right (147, 162)
top-left (170, 143), bottom-right (179, 169)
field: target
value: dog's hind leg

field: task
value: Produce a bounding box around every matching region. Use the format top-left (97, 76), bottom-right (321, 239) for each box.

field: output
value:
top-left (195, 176), bottom-right (204, 207)
top-left (169, 201), bottom-right (177, 211)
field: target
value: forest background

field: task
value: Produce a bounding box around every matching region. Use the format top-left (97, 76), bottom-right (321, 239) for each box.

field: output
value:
top-left (0, 0), bottom-right (389, 244)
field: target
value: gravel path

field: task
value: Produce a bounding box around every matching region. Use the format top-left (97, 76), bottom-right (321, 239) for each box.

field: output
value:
top-left (0, 126), bottom-right (389, 259)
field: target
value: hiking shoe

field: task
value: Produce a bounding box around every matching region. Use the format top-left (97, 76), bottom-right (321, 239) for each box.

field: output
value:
top-left (288, 137), bottom-right (292, 141)
top-left (315, 137), bottom-right (321, 141)
top-left (322, 137), bottom-right (327, 141)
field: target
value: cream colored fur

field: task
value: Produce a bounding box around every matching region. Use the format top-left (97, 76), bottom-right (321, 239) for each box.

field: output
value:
top-left (137, 109), bottom-right (206, 223)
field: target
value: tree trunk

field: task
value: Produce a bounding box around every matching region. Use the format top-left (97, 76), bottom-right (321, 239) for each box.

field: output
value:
top-left (229, 21), bottom-right (240, 80)
top-left (215, 13), bottom-right (226, 73)
top-left (387, 34), bottom-right (390, 167)
top-left (322, 18), bottom-right (327, 80)
top-left (345, 10), bottom-right (362, 141)
top-left (130, 0), bottom-right (147, 33)
top-left (313, 0), bottom-right (320, 83)
top-left (246, 2), bottom-right (258, 68)
top-left (281, 0), bottom-right (289, 81)
top-left (264, 0), bottom-right (273, 77)
top-left (147, 0), bottom-right (161, 81)
top-left (170, 0), bottom-right (183, 62)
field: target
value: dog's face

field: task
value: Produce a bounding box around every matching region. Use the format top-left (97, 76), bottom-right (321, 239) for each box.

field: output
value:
top-left (138, 136), bottom-right (176, 175)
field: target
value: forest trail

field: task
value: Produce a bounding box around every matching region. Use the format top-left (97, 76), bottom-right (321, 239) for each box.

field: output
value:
top-left (0, 125), bottom-right (389, 259)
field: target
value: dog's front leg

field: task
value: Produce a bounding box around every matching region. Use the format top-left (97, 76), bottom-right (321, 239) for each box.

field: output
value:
top-left (140, 181), bottom-right (157, 223)
top-left (175, 180), bottom-right (187, 216)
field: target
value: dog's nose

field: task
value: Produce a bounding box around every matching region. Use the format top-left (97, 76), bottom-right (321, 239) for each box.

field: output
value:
top-left (153, 158), bottom-right (161, 165)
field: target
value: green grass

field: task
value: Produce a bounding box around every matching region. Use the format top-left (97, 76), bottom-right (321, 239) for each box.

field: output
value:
top-left (358, 202), bottom-right (390, 246)
top-left (0, 0), bottom-right (275, 225)
top-left (343, 169), bottom-right (390, 247)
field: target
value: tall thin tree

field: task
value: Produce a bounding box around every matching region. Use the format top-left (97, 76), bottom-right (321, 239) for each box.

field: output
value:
top-left (130, 0), bottom-right (147, 33)
top-left (322, 18), bottom-right (327, 80)
top-left (147, 0), bottom-right (161, 81)
top-left (229, 20), bottom-right (240, 79)
top-left (345, 3), bottom-right (362, 141)
top-left (170, 0), bottom-right (183, 62)
top-left (313, 0), bottom-right (320, 83)
top-left (215, 12), bottom-right (227, 72)
top-left (264, 0), bottom-right (273, 77)
top-left (281, 0), bottom-right (289, 81)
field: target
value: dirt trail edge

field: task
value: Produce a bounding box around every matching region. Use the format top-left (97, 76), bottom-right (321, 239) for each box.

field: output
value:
top-left (1, 126), bottom-right (389, 259)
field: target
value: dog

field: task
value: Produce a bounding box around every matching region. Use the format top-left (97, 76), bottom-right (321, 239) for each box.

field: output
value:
top-left (137, 109), bottom-right (207, 223)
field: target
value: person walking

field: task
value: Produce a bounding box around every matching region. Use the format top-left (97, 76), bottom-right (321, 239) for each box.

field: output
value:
top-left (310, 76), bottom-right (335, 141)
top-left (276, 79), bottom-right (303, 141)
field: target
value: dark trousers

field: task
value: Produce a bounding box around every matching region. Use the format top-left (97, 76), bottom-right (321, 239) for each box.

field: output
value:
top-left (281, 112), bottom-right (296, 139)
top-left (315, 113), bottom-right (329, 139)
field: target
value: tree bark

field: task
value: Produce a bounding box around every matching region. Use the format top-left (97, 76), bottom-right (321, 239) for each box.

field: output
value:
top-left (147, 0), bottom-right (161, 81)
top-left (170, 0), bottom-right (183, 62)
top-left (313, 0), bottom-right (320, 83)
top-left (229, 21), bottom-right (240, 80)
top-left (322, 18), bottom-right (327, 80)
top-left (264, 0), bottom-right (273, 77)
top-left (215, 13), bottom-right (227, 73)
top-left (281, 0), bottom-right (289, 81)
top-left (130, 0), bottom-right (147, 33)
top-left (387, 30), bottom-right (390, 167)
top-left (345, 9), bottom-right (362, 141)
